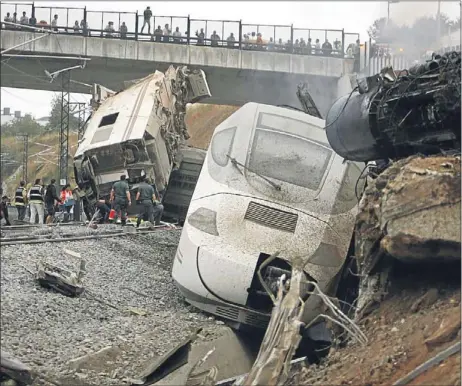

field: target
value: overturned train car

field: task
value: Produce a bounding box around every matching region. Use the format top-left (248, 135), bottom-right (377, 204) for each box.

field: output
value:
top-left (73, 66), bottom-right (211, 220)
top-left (326, 51), bottom-right (461, 162)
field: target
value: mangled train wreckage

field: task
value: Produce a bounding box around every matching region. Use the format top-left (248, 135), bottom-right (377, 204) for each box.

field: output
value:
top-left (324, 50), bottom-right (461, 317)
top-left (73, 66), bottom-right (211, 221)
top-left (326, 51), bottom-right (461, 163)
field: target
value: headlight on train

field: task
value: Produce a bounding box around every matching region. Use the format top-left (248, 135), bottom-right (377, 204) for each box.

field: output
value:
top-left (187, 207), bottom-right (219, 236)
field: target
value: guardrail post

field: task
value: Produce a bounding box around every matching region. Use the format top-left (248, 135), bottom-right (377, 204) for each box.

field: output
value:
top-left (187, 15), bottom-right (190, 44)
top-left (290, 24), bottom-right (294, 53)
top-left (238, 19), bottom-right (242, 49)
top-left (135, 11), bottom-right (139, 40)
top-left (83, 6), bottom-right (87, 36)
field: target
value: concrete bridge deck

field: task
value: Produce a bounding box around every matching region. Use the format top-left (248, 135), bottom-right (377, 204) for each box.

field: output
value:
top-left (1, 30), bottom-right (355, 116)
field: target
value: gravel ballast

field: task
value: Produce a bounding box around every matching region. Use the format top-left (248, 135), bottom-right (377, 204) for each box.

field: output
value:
top-left (1, 225), bottom-right (222, 385)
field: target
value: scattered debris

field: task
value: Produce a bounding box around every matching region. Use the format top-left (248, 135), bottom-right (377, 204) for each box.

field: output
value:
top-left (36, 261), bottom-right (84, 297)
top-left (131, 329), bottom-right (200, 386)
top-left (0, 350), bottom-right (33, 385)
top-left (424, 313), bottom-right (461, 349)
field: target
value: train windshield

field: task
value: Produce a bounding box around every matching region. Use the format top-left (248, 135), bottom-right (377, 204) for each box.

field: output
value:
top-left (248, 129), bottom-right (332, 191)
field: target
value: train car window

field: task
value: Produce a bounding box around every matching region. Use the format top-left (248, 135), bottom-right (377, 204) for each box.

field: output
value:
top-left (249, 129), bottom-right (332, 190)
top-left (257, 112), bottom-right (325, 144)
top-left (211, 127), bottom-right (237, 167)
top-left (99, 112), bottom-right (119, 128)
top-left (331, 162), bottom-right (366, 214)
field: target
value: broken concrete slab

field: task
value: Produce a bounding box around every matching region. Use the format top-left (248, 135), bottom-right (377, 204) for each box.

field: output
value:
top-left (131, 329), bottom-right (200, 386)
top-left (155, 326), bottom-right (257, 386)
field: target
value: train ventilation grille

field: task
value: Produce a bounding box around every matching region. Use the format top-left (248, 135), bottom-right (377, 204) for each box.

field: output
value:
top-left (244, 313), bottom-right (270, 328)
top-left (215, 306), bottom-right (240, 321)
top-left (244, 202), bottom-right (298, 233)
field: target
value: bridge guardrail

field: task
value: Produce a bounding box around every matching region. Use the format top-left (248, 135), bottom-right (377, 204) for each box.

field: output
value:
top-left (292, 27), bottom-right (344, 56)
top-left (0, 2), bottom-right (360, 59)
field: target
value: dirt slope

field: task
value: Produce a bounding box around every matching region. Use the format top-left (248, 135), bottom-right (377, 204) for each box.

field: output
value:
top-left (186, 104), bottom-right (239, 149)
top-left (292, 261), bottom-right (461, 385)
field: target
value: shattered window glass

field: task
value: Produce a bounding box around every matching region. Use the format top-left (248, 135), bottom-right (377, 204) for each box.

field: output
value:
top-left (211, 127), bottom-right (236, 167)
top-left (248, 129), bottom-right (332, 191)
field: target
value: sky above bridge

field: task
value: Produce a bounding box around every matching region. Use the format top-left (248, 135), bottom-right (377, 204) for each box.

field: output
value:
top-left (1, 0), bottom-right (460, 119)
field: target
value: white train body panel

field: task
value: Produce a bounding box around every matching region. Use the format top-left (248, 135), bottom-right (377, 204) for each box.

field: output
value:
top-left (73, 66), bottom-right (211, 217)
top-left (172, 102), bottom-right (365, 328)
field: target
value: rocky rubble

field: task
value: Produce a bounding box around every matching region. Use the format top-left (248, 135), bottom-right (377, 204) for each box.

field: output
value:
top-left (0, 226), bottom-right (222, 385)
top-left (292, 155), bottom-right (461, 385)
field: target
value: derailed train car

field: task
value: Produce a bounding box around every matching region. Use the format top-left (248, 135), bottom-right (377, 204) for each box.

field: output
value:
top-left (172, 102), bottom-right (365, 356)
top-left (73, 66), bottom-right (211, 220)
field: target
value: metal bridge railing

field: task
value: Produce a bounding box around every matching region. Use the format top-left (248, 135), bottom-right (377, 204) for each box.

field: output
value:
top-left (0, 3), bottom-right (360, 59)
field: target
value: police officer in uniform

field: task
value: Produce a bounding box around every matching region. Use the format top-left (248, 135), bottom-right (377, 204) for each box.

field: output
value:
top-left (28, 178), bottom-right (45, 224)
top-left (14, 180), bottom-right (28, 221)
top-left (135, 175), bottom-right (155, 227)
top-left (110, 175), bottom-right (131, 225)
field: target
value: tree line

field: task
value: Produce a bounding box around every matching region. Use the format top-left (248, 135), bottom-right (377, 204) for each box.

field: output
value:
top-left (1, 95), bottom-right (82, 136)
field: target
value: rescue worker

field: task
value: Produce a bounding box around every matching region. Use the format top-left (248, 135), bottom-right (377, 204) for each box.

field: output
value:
top-left (28, 178), bottom-right (45, 224)
top-left (0, 195), bottom-right (11, 226)
top-left (44, 179), bottom-right (62, 224)
top-left (151, 180), bottom-right (164, 226)
top-left (110, 175), bottom-right (131, 225)
top-left (14, 180), bottom-right (27, 221)
top-left (96, 198), bottom-right (111, 223)
top-left (135, 175), bottom-right (155, 227)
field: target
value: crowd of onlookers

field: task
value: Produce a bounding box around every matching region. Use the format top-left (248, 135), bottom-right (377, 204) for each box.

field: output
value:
top-left (2, 8), bottom-right (360, 58)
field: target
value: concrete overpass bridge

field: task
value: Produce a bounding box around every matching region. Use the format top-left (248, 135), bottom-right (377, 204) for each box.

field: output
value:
top-left (1, 30), bottom-right (356, 116)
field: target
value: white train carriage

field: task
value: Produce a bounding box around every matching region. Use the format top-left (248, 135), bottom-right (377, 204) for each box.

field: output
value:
top-left (172, 102), bottom-right (365, 332)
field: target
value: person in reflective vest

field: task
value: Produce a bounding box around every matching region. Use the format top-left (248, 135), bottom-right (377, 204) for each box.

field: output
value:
top-left (14, 180), bottom-right (28, 221)
top-left (28, 178), bottom-right (45, 224)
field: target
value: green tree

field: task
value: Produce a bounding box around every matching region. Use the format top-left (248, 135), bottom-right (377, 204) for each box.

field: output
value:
top-left (46, 94), bottom-right (81, 132)
top-left (1, 115), bottom-right (44, 136)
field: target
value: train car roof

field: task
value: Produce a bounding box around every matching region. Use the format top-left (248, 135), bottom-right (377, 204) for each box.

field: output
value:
top-left (74, 72), bottom-right (163, 157)
top-left (213, 102), bottom-right (328, 144)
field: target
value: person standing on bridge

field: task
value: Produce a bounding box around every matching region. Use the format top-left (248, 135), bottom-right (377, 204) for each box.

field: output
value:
top-left (141, 6), bottom-right (152, 35)
top-left (13, 180), bottom-right (28, 221)
top-left (162, 24), bottom-right (171, 42)
top-left (51, 14), bottom-right (58, 32)
top-left (119, 22), bottom-right (128, 39)
top-left (20, 12), bottom-right (28, 26)
top-left (28, 179), bottom-right (45, 224)
top-left (110, 175), bottom-right (131, 226)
